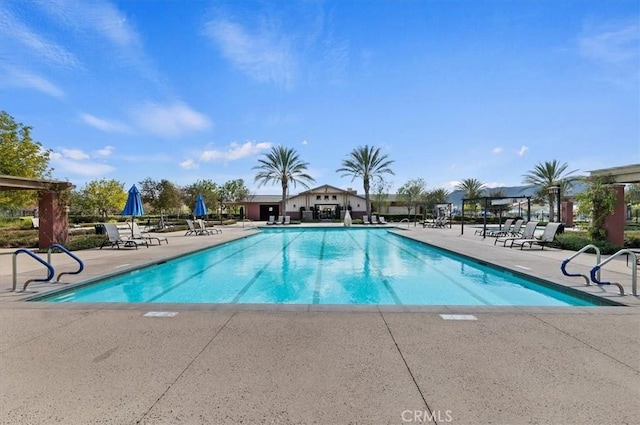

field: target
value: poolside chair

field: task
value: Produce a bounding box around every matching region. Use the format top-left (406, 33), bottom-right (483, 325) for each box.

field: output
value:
top-left (31, 217), bottom-right (39, 229)
top-left (185, 219), bottom-right (205, 236)
top-left (100, 223), bottom-right (149, 249)
top-left (495, 221), bottom-right (538, 246)
top-left (197, 219), bottom-right (222, 234)
top-left (510, 222), bottom-right (561, 250)
top-left (371, 215), bottom-right (378, 224)
top-left (266, 215), bottom-right (276, 225)
top-left (275, 216), bottom-right (284, 225)
top-left (475, 218), bottom-right (512, 236)
top-left (424, 216), bottom-right (446, 228)
top-left (283, 216), bottom-right (291, 225)
top-left (129, 221), bottom-right (168, 245)
top-left (379, 216), bottom-right (387, 224)
top-left (362, 215), bottom-right (371, 225)
top-left (482, 219), bottom-right (514, 237)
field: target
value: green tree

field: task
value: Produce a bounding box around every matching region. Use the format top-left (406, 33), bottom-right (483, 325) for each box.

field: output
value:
top-left (0, 111), bottom-right (52, 209)
top-left (396, 178), bottom-right (427, 225)
top-left (182, 179), bottom-right (219, 217)
top-left (253, 146), bottom-right (315, 217)
top-left (575, 176), bottom-right (618, 241)
top-left (80, 179), bottom-right (127, 218)
top-left (522, 160), bottom-right (579, 222)
top-left (139, 178), bottom-right (182, 216)
top-left (455, 178), bottom-right (485, 216)
top-left (337, 145), bottom-right (395, 218)
top-left (219, 179), bottom-right (250, 219)
top-left (424, 188), bottom-right (451, 220)
top-left (372, 178), bottom-right (392, 216)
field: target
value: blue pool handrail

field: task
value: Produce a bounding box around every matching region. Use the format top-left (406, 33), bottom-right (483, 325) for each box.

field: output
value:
top-left (47, 243), bottom-right (84, 282)
top-left (12, 249), bottom-right (55, 292)
top-left (589, 249), bottom-right (637, 296)
top-left (560, 244), bottom-right (601, 286)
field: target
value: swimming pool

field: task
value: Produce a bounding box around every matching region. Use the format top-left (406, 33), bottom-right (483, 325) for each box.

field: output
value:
top-left (41, 228), bottom-right (599, 306)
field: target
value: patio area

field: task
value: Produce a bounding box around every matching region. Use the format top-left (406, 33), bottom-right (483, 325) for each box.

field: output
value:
top-left (1, 223), bottom-right (638, 424)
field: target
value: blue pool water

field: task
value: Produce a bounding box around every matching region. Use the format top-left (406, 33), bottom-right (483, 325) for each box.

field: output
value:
top-left (42, 228), bottom-right (597, 306)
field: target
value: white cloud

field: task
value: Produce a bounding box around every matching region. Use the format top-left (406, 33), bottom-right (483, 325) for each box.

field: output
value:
top-left (1, 66), bottom-right (65, 98)
top-left (131, 101), bottom-right (211, 137)
top-left (50, 156), bottom-right (114, 176)
top-left (492, 147), bottom-right (502, 154)
top-left (203, 19), bottom-right (296, 88)
top-left (302, 140), bottom-right (308, 145)
top-left (61, 148), bottom-right (89, 160)
top-left (517, 145), bottom-right (528, 156)
top-left (200, 141), bottom-right (272, 162)
top-left (80, 113), bottom-right (129, 133)
top-left (180, 158), bottom-right (198, 169)
top-left (579, 22), bottom-right (640, 64)
top-left (96, 146), bottom-right (115, 156)
top-left (0, 6), bottom-right (80, 69)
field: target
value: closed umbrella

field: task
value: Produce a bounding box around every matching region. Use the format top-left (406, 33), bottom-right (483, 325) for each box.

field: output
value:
top-left (122, 184), bottom-right (144, 237)
top-left (194, 194), bottom-right (207, 218)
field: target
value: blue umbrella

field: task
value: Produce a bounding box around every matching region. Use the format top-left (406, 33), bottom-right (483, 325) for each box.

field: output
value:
top-left (122, 184), bottom-right (144, 236)
top-left (194, 194), bottom-right (207, 218)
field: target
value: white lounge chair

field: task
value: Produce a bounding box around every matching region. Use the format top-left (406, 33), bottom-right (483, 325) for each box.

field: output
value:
top-left (371, 215), bottom-right (379, 224)
top-left (362, 215), bottom-right (371, 225)
top-left (129, 221), bottom-right (168, 245)
top-left (185, 219), bottom-right (206, 236)
top-left (283, 216), bottom-right (291, 225)
top-left (100, 223), bottom-right (149, 249)
top-left (266, 215), bottom-right (276, 225)
top-left (197, 219), bottom-right (222, 234)
top-left (510, 222), bottom-right (561, 250)
top-left (379, 216), bottom-right (387, 224)
top-left (495, 221), bottom-right (538, 246)
top-left (275, 216), bottom-right (284, 225)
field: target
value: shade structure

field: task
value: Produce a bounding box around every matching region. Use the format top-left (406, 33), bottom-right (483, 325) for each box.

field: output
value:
top-left (194, 194), bottom-right (207, 217)
top-left (122, 184), bottom-right (144, 236)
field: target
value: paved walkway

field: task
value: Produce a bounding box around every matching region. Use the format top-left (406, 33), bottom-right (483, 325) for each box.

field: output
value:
top-left (1, 223), bottom-right (638, 424)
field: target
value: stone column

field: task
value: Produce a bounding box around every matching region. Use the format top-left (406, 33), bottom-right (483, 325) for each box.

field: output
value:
top-left (604, 184), bottom-right (625, 246)
top-left (561, 201), bottom-right (573, 227)
top-left (38, 190), bottom-right (69, 249)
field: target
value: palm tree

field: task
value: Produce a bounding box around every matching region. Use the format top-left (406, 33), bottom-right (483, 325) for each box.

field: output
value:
top-left (253, 146), bottom-right (315, 218)
top-left (455, 178), bottom-right (485, 216)
top-left (337, 145), bottom-right (395, 217)
top-left (522, 160), bottom-right (578, 222)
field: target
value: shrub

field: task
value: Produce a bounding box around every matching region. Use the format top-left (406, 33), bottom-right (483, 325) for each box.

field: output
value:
top-left (624, 231), bottom-right (640, 249)
top-left (554, 233), bottom-right (621, 255)
top-left (61, 235), bottom-right (108, 251)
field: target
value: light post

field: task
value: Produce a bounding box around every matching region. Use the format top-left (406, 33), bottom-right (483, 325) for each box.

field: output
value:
top-left (548, 186), bottom-right (561, 223)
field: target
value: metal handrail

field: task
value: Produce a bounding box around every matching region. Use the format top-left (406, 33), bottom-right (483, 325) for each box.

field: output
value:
top-left (395, 218), bottom-right (410, 228)
top-left (12, 249), bottom-right (54, 292)
top-left (590, 249), bottom-right (638, 296)
top-left (560, 244), bottom-right (601, 286)
top-left (47, 243), bottom-right (84, 282)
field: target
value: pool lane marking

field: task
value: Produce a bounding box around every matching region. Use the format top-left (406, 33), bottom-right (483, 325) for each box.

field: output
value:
top-left (345, 230), bottom-right (403, 305)
top-left (312, 230), bottom-right (327, 304)
top-left (231, 230), bottom-right (307, 303)
top-left (144, 232), bottom-right (280, 303)
top-left (374, 232), bottom-right (494, 305)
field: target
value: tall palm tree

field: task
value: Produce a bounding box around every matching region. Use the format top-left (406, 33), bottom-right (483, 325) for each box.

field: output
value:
top-left (455, 178), bottom-right (485, 216)
top-left (337, 145), bottom-right (395, 217)
top-left (522, 160), bottom-right (578, 222)
top-left (253, 146), bottom-right (315, 217)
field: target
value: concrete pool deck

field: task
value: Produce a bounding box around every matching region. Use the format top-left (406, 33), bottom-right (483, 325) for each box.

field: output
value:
top-left (1, 223), bottom-right (638, 424)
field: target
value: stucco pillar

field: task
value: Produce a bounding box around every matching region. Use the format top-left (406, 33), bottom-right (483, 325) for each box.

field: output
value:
top-left (604, 184), bottom-right (625, 246)
top-left (561, 201), bottom-right (573, 227)
top-left (38, 190), bottom-right (69, 249)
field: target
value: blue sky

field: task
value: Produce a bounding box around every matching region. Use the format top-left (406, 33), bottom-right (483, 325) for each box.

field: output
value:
top-left (1, 0), bottom-right (638, 196)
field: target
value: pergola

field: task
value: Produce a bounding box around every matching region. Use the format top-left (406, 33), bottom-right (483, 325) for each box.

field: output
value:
top-left (460, 196), bottom-right (532, 238)
top-left (0, 175), bottom-right (74, 249)
top-left (588, 163), bottom-right (640, 246)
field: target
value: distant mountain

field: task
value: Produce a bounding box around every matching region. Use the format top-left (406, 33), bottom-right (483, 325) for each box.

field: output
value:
top-left (446, 182), bottom-right (587, 208)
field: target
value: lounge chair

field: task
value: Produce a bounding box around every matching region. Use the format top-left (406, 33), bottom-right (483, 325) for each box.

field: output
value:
top-left (510, 222), bottom-right (561, 250)
top-left (379, 216), bottom-right (387, 224)
top-left (275, 216), bottom-right (284, 225)
top-left (185, 219), bottom-right (206, 236)
top-left (362, 215), bottom-right (371, 225)
top-left (481, 219), bottom-right (514, 237)
top-left (197, 219), bottom-right (222, 234)
top-left (489, 219), bottom-right (524, 238)
top-left (31, 217), bottom-right (39, 229)
top-left (371, 215), bottom-right (378, 224)
top-left (266, 215), bottom-right (276, 225)
top-left (495, 221), bottom-right (538, 246)
top-left (283, 216), bottom-right (291, 225)
top-left (424, 216), bottom-right (446, 228)
top-left (100, 223), bottom-right (149, 249)
top-left (129, 221), bottom-right (168, 245)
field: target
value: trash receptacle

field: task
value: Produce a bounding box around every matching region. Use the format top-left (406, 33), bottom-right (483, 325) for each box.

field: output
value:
top-left (94, 224), bottom-right (106, 235)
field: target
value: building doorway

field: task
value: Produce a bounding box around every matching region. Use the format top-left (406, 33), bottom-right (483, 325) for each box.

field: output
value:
top-left (259, 204), bottom-right (279, 221)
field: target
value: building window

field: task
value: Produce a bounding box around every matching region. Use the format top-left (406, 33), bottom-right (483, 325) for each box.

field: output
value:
top-left (332, 195), bottom-right (337, 200)
top-left (316, 195), bottom-right (321, 200)
top-left (324, 195), bottom-right (329, 200)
